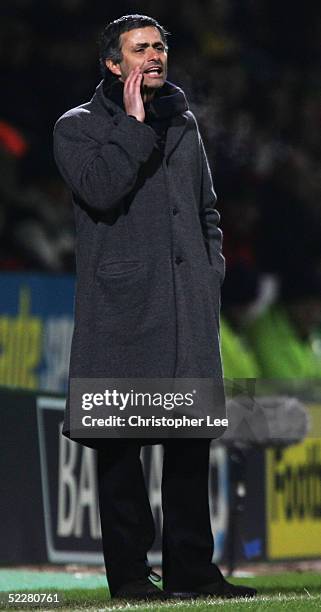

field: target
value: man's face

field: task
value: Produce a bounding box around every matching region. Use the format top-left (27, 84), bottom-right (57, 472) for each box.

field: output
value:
top-left (107, 26), bottom-right (168, 89)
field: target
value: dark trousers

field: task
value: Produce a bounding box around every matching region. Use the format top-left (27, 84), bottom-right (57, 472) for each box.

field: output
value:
top-left (97, 439), bottom-right (222, 595)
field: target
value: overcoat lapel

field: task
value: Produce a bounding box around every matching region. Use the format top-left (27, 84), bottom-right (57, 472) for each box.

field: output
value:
top-left (94, 79), bottom-right (189, 160)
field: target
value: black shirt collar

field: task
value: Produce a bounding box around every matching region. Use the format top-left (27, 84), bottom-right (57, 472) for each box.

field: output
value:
top-left (102, 75), bottom-right (188, 121)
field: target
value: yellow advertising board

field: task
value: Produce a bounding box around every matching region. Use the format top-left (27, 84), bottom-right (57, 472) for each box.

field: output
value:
top-left (0, 288), bottom-right (42, 389)
top-left (266, 406), bottom-right (321, 558)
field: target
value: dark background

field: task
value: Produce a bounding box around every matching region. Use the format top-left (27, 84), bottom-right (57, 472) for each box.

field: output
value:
top-left (1, 0), bottom-right (320, 291)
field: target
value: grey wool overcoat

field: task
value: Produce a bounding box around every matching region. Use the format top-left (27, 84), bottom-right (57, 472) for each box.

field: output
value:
top-left (53, 78), bottom-right (226, 445)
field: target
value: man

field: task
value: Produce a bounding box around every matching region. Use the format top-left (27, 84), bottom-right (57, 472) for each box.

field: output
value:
top-left (54, 14), bottom-right (256, 601)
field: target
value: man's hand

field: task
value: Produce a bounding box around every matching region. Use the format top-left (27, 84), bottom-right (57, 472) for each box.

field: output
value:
top-left (124, 67), bottom-right (145, 123)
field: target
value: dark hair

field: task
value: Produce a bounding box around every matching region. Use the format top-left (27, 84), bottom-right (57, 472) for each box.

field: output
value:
top-left (99, 14), bottom-right (169, 78)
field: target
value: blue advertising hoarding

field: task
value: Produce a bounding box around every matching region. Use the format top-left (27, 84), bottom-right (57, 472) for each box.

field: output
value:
top-left (0, 272), bottom-right (75, 392)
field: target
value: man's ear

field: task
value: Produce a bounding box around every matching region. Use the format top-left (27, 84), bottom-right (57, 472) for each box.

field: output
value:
top-left (105, 59), bottom-right (121, 77)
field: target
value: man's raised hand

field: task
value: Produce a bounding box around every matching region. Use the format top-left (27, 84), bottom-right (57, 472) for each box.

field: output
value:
top-left (124, 67), bottom-right (145, 123)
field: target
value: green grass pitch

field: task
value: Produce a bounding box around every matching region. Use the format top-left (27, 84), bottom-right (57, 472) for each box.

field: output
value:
top-left (0, 571), bottom-right (320, 611)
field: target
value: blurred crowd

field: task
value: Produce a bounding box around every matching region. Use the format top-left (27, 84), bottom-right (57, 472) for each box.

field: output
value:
top-left (1, 0), bottom-right (321, 378)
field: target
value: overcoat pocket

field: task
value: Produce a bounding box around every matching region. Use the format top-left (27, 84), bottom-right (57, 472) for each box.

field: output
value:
top-left (95, 260), bottom-right (147, 313)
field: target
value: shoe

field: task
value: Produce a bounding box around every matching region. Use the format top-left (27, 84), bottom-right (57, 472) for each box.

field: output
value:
top-left (149, 569), bottom-right (162, 586)
top-left (166, 590), bottom-right (200, 600)
top-left (194, 578), bottom-right (257, 599)
top-left (166, 567), bottom-right (257, 600)
top-left (113, 574), bottom-right (167, 601)
top-left (168, 582), bottom-right (257, 600)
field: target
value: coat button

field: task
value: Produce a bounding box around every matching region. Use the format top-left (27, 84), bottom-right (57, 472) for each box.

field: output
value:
top-left (175, 256), bottom-right (183, 265)
top-left (172, 208), bottom-right (179, 215)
